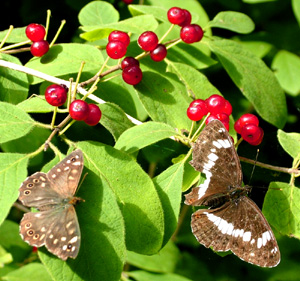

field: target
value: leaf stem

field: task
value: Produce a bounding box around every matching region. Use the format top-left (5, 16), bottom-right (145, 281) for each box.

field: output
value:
top-left (0, 25), bottom-right (14, 49)
top-left (49, 19), bottom-right (66, 48)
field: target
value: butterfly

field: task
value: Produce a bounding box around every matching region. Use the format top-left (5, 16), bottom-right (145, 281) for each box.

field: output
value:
top-left (19, 149), bottom-right (84, 261)
top-left (184, 120), bottom-right (280, 267)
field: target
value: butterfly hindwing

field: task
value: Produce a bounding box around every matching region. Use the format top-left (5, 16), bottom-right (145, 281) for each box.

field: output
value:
top-left (191, 196), bottom-right (280, 267)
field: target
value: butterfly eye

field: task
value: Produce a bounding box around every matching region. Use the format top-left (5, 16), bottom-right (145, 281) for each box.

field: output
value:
top-left (33, 179), bottom-right (39, 183)
top-left (70, 157), bottom-right (76, 162)
top-left (67, 244), bottom-right (72, 250)
top-left (25, 223), bottom-right (32, 228)
top-left (24, 190), bottom-right (31, 195)
top-left (27, 230), bottom-right (34, 236)
top-left (33, 234), bottom-right (39, 239)
top-left (27, 183), bottom-right (34, 188)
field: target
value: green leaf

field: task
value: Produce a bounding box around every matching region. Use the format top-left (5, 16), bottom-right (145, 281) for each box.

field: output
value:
top-left (80, 15), bottom-right (158, 41)
top-left (2, 263), bottom-right (52, 281)
top-left (0, 245), bottom-right (12, 267)
top-left (292, 0), bottom-right (300, 27)
top-left (0, 221), bottom-right (31, 263)
top-left (242, 0), bottom-right (276, 2)
top-left (78, 141), bottom-right (164, 254)
top-left (0, 102), bottom-right (35, 144)
top-left (182, 156), bottom-right (199, 192)
top-left (0, 153), bottom-right (29, 226)
top-left (115, 122), bottom-right (179, 154)
top-left (127, 241), bottom-right (180, 273)
top-left (277, 129), bottom-right (300, 159)
top-left (238, 41), bottom-right (272, 59)
top-left (263, 182), bottom-right (300, 239)
top-left (0, 54), bottom-right (29, 104)
top-left (78, 1), bottom-right (119, 26)
top-left (166, 61), bottom-right (221, 99)
top-left (0, 27), bottom-right (27, 43)
top-left (17, 96), bottom-right (53, 113)
top-left (135, 71), bottom-right (191, 131)
top-left (208, 39), bottom-right (287, 128)
top-left (127, 271), bottom-right (193, 281)
top-left (153, 162), bottom-right (184, 245)
top-left (99, 102), bottom-right (134, 141)
top-left (25, 44), bottom-right (104, 84)
top-left (271, 50), bottom-right (300, 96)
top-left (94, 76), bottom-right (148, 121)
top-left (207, 11), bottom-right (255, 34)
top-left (39, 158), bottom-right (125, 281)
top-left (129, 5), bottom-right (169, 23)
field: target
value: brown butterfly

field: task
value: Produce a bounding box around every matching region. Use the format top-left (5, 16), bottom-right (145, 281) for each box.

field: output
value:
top-left (19, 149), bottom-right (84, 260)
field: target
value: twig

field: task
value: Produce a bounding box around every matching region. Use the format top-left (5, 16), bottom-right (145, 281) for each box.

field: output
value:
top-left (239, 156), bottom-right (300, 175)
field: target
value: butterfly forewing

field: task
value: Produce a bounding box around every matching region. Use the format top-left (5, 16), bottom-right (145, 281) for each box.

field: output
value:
top-left (185, 120), bottom-right (280, 267)
top-left (47, 150), bottom-right (84, 197)
top-left (186, 121), bottom-right (242, 206)
top-left (18, 149), bottom-right (83, 261)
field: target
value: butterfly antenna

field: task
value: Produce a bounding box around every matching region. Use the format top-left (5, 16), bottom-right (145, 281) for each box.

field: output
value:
top-left (77, 172), bottom-right (88, 193)
top-left (248, 149), bottom-right (259, 186)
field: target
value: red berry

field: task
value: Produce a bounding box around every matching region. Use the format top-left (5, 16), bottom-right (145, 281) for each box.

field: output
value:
top-left (106, 41), bottom-right (127, 59)
top-left (121, 57), bottom-right (139, 70)
top-left (167, 7), bottom-right (186, 25)
top-left (138, 31), bottom-right (158, 51)
top-left (25, 23), bottom-right (46, 42)
top-left (180, 24), bottom-right (204, 44)
top-left (69, 100), bottom-right (89, 121)
top-left (241, 124), bottom-right (264, 145)
top-left (205, 114), bottom-right (229, 130)
top-left (179, 9), bottom-right (192, 27)
top-left (247, 128), bottom-right (264, 146)
top-left (234, 113), bottom-right (259, 134)
top-left (122, 0), bottom-right (133, 3)
top-left (108, 30), bottom-right (130, 47)
top-left (45, 84), bottom-right (68, 107)
top-left (205, 94), bottom-right (226, 115)
top-left (84, 104), bottom-right (102, 126)
top-left (190, 99), bottom-right (208, 115)
top-left (122, 65), bottom-right (143, 85)
top-left (32, 246), bottom-right (38, 253)
top-left (187, 106), bottom-right (204, 121)
top-left (150, 44), bottom-right (167, 62)
top-left (30, 40), bottom-right (49, 57)
top-left (223, 100), bottom-right (232, 116)
top-left (208, 115), bottom-right (229, 130)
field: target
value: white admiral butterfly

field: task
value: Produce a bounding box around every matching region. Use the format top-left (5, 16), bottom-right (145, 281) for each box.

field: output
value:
top-left (185, 120), bottom-right (280, 267)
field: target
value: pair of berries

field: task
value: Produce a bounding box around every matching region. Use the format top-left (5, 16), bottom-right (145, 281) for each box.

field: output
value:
top-left (234, 114), bottom-right (264, 146)
top-left (138, 31), bottom-right (167, 62)
top-left (25, 23), bottom-right (49, 57)
top-left (45, 84), bottom-right (101, 126)
top-left (187, 94), bottom-right (232, 131)
top-left (167, 7), bottom-right (204, 44)
top-left (69, 100), bottom-right (102, 126)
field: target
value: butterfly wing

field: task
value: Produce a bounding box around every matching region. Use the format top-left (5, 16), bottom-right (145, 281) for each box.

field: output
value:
top-left (20, 205), bottom-right (81, 260)
top-left (19, 149), bottom-right (84, 208)
top-left (185, 120), bottom-right (242, 206)
top-left (47, 149), bottom-right (84, 197)
top-left (191, 196), bottom-right (280, 267)
top-left (19, 172), bottom-right (64, 208)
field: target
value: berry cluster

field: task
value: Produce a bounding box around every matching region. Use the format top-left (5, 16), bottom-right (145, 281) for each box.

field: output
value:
top-left (234, 114), bottom-right (264, 146)
top-left (69, 100), bottom-right (102, 126)
top-left (167, 7), bottom-right (204, 44)
top-left (106, 30), bottom-right (130, 59)
top-left (44, 84), bottom-right (102, 126)
top-left (187, 94), bottom-right (232, 131)
top-left (25, 23), bottom-right (49, 57)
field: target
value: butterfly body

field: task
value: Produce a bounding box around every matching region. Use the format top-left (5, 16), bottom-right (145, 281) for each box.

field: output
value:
top-left (185, 120), bottom-right (280, 267)
top-left (19, 149), bottom-right (84, 261)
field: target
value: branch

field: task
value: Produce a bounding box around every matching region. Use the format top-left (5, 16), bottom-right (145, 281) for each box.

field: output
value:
top-left (0, 59), bottom-right (142, 125)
